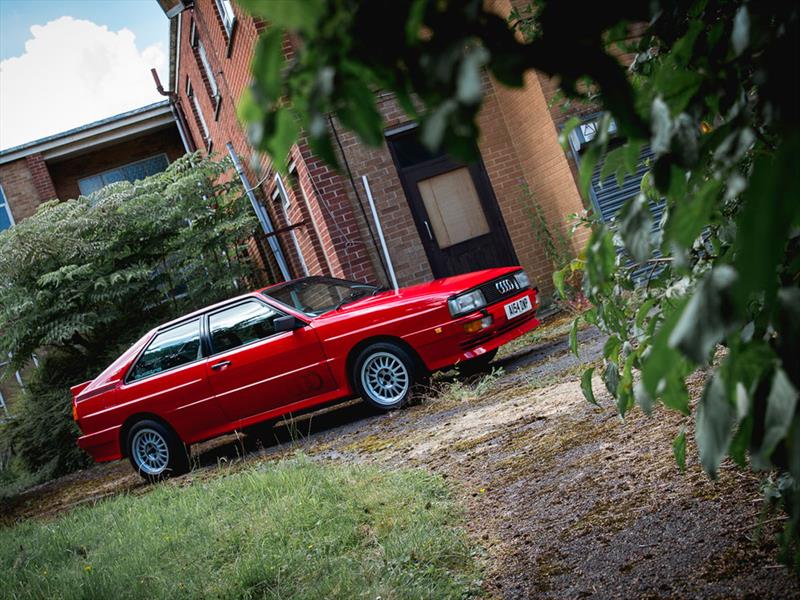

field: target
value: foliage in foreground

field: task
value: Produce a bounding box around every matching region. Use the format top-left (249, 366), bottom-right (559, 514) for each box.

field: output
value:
top-left (0, 456), bottom-right (478, 599)
top-left (238, 0), bottom-right (799, 560)
top-left (0, 153), bottom-right (263, 478)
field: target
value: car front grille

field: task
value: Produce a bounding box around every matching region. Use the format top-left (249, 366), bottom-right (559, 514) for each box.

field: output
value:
top-left (479, 272), bottom-right (524, 305)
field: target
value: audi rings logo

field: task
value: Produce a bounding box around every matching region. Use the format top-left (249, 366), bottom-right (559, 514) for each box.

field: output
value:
top-left (495, 278), bottom-right (518, 295)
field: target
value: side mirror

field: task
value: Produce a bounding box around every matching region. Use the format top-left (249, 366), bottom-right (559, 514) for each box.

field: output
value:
top-left (274, 315), bottom-right (303, 333)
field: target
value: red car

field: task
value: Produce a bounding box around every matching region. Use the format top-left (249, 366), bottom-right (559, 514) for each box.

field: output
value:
top-left (72, 267), bottom-right (540, 480)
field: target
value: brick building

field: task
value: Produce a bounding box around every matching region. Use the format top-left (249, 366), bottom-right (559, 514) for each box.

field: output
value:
top-left (0, 101), bottom-right (187, 230)
top-left (160, 0), bottom-right (625, 297)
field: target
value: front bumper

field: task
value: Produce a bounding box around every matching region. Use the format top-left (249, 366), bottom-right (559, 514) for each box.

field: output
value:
top-left (413, 288), bottom-right (540, 372)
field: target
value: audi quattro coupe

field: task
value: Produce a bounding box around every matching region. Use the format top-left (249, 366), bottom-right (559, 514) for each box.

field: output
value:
top-left (72, 266), bottom-right (540, 480)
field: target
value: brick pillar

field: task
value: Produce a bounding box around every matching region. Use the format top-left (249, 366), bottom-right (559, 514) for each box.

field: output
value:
top-left (24, 153), bottom-right (58, 201)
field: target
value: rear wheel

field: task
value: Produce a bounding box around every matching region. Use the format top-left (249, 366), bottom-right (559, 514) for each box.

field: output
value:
top-left (353, 342), bottom-right (418, 411)
top-left (126, 419), bottom-right (189, 483)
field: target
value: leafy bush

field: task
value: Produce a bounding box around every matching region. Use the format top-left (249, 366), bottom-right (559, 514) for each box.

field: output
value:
top-left (0, 153), bottom-right (265, 481)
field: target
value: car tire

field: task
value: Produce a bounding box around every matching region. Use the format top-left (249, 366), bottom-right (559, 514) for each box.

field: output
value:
top-left (353, 342), bottom-right (418, 411)
top-left (126, 419), bottom-right (190, 483)
top-left (457, 348), bottom-right (499, 376)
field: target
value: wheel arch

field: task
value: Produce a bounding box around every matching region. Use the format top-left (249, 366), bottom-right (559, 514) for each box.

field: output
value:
top-left (119, 413), bottom-right (182, 458)
top-left (345, 335), bottom-right (428, 388)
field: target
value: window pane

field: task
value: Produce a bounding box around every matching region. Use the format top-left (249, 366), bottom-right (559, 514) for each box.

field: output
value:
top-left (78, 175), bottom-right (105, 196)
top-left (197, 40), bottom-right (218, 97)
top-left (210, 301), bottom-right (281, 353)
top-left (128, 320), bottom-right (201, 381)
top-left (124, 155), bottom-right (168, 182)
top-left (0, 185), bottom-right (11, 231)
top-left (417, 168), bottom-right (490, 249)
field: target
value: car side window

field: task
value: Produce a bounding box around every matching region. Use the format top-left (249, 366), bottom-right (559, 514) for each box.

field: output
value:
top-left (209, 300), bottom-right (282, 354)
top-left (128, 320), bottom-right (202, 382)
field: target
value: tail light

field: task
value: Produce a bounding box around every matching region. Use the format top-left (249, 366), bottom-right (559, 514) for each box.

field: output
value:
top-left (72, 400), bottom-right (79, 422)
top-left (533, 288), bottom-right (540, 310)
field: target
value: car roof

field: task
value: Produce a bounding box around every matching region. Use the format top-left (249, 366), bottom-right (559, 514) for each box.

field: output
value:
top-left (155, 290), bottom-right (261, 331)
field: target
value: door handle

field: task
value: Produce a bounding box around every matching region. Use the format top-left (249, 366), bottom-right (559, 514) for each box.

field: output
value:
top-left (423, 220), bottom-right (434, 241)
top-left (210, 360), bottom-right (231, 371)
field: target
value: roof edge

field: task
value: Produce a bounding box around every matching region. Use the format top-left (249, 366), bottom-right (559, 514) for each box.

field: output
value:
top-left (0, 100), bottom-right (171, 158)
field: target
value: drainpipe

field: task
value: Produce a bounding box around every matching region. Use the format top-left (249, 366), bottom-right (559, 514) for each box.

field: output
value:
top-left (151, 68), bottom-right (196, 153)
top-left (226, 143), bottom-right (292, 281)
top-left (362, 175), bottom-right (399, 292)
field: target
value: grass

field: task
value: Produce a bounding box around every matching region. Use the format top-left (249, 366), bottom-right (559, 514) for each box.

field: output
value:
top-left (0, 455), bottom-right (480, 600)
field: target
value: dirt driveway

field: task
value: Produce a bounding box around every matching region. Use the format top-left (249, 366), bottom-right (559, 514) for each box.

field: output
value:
top-left (2, 315), bottom-right (798, 598)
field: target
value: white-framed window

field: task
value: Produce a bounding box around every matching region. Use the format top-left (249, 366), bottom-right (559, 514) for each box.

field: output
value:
top-left (187, 79), bottom-right (211, 148)
top-left (196, 38), bottom-right (219, 100)
top-left (0, 183), bottom-right (16, 231)
top-left (77, 154), bottom-right (170, 196)
top-left (274, 174), bottom-right (309, 276)
top-left (214, 0), bottom-right (236, 37)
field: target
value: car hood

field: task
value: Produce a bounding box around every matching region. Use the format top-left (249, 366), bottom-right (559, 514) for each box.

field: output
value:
top-left (315, 266), bottom-right (521, 319)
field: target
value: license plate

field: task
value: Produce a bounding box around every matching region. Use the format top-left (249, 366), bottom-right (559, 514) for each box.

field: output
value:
top-left (504, 296), bottom-right (532, 320)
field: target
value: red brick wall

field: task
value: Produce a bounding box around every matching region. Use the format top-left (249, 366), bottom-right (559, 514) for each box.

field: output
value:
top-left (49, 128), bottom-right (184, 200)
top-left (175, 0), bottom-right (378, 283)
top-left (0, 158), bottom-right (43, 222)
top-left (24, 153), bottom-right (57, 202)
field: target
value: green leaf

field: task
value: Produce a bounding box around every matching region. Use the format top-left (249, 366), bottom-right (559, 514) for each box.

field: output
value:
top-left (731, 6), bottom-right (750, 56)
top-left (457, 46), bottom-right (489, 105)
top-left (251, 27), bottom-right (285, 103)
top-left (663, 178), bottom-right (721, 250)
top-left (603, 335), bottom-right (622, 361)
top-left (552, 267), bottom-right (567, 299)
top-left (729, 415), bottom-right (753, 468)
top-left (581, 367), bottom-right (598, 406)
top-left (421, 100), bottom-right (456, 152)
top-left (558, 117), bottom-right (581, 152)
top-left (569, 317), bottom-right (579, 357)
top-left (239, 0), bottom-right (325, 32)
top-left (337, 78), bottom-right (384, 147)
top-left (753, 369), bottom-right (799, 470)
top-left (618, 193), bottom-right (653, 263)
top-left (734, 136), bottom-right (800, 313)
top-left (696, 371), bottom-right (737, 477)
top-left (263, 108), bottom-right (299, 171)
top-left (672, 427), bottom-right (687, 473)
top-left (603, 360), bottom-right (619, 397)
top-left (668, 266), bottom-right (738, 364)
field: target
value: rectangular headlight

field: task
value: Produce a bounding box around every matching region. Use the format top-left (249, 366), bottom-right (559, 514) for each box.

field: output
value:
top-left (513, 270), bottom-right (530, 289)
top-left (448, 290), bottom-right (486, 317)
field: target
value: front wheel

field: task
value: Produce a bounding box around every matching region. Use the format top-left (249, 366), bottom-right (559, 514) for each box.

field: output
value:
top-left (353, 342), bottom-right (418, 410)
top-left (127, 419), bottom-right (190, 483)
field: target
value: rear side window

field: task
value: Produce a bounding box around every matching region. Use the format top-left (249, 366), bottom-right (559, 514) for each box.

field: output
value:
top-left (128, 320), bottom-right (202, 381)
top-left (209, 301), bottom-right (281, 354)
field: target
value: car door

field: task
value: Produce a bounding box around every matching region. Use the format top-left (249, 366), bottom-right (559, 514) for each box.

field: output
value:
top-left (204, 297), bottom-right (336, 422)
top-left (117, 318), bottom-right (227, 442)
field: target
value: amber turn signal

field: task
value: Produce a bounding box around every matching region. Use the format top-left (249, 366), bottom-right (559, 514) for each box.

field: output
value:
top-left (72, 402), bottom-right (78, 422)
top-left (463, 320), bottom-right (483, 334)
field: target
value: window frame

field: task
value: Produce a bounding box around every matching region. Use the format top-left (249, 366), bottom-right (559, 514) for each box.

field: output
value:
top-left (195, 37), bottom-right (219, 101)
top-left (205, 297), bottom-right (291, 357)
top-left (77, 153), bottom-right (170, 196)
top-left (0, 183), bottom-right (16, 231)
top-left (214, 0), bottom-right (237, 38)
top-left (186, 78), bottom-right (212, 150)
top-left (124, 318), bottom-right (204, 384)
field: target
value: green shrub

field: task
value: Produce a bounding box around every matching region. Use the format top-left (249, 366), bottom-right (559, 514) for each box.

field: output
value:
top-left (0, 153), bottom-right (268, 484)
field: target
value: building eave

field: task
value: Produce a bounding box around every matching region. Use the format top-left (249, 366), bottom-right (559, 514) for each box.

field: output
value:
top-left (0, 101), bottom-right (175, 165)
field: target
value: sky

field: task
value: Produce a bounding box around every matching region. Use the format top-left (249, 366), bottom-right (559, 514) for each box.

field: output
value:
top-left (0, 0), bottom-right (170, 150)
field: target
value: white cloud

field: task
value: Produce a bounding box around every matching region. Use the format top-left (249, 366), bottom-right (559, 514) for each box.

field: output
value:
top-left (0, 16), bottom-right (167, 150)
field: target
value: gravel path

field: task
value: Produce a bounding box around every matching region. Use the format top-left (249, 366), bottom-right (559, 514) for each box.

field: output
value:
top-left (2, 315), bottom-right (797, 598)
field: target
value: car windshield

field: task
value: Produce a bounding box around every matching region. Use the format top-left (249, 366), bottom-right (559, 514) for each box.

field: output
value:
top-left (262, 276), bottom-right (380, 316)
